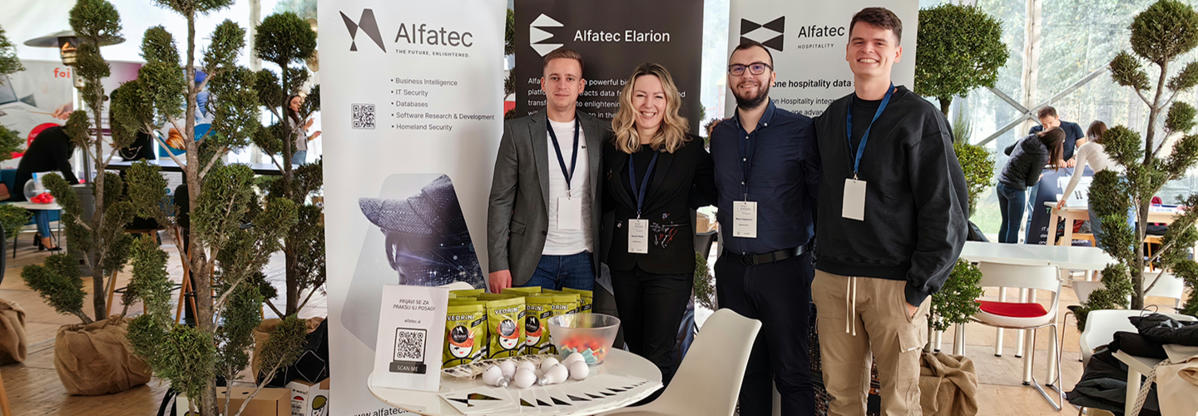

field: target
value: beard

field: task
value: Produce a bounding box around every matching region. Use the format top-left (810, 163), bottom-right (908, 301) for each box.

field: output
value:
top-left (734, 81), bottom-right (770, 109)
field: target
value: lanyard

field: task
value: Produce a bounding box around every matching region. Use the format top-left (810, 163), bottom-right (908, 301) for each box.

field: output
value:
top-left (547, 117), bottom-right (581, 194)
top-left (845, 83), bottom-right (894, 178)
top-left (628, 150), bottom-right (660, 218)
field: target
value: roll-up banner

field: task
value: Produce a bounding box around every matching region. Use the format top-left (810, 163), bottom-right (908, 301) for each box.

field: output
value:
top-left (318, 0), bottom-right (503, 414)
top-left (514, 0), bottom-right (704, 133)
top-left (727, 1), bottom-right (918, 117)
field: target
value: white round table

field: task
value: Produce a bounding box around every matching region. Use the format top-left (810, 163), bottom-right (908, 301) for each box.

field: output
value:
top-left (367, 349), bottom-right (662, 415)
top-left (8, 201), bottom-right (63, 257)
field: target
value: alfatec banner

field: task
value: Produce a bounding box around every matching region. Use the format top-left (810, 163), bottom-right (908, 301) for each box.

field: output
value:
top-left (318, 0), bottom-right (503, 414)
top-left (727, 1), bottom-right (918, 117)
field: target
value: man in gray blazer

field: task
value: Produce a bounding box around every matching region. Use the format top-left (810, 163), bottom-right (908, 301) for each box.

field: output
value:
top-left (487, 47), bottom-right (606, 293)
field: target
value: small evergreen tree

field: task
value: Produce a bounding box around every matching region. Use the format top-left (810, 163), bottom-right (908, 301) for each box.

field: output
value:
top-left (1083, 0), bottom-right (1198, 315)
top-left (249, 12), bottom-right (324, 317)
top-left (914, 3), bottom-right (1009, 117)
top-left (104, 1), bottom-right (308, 414)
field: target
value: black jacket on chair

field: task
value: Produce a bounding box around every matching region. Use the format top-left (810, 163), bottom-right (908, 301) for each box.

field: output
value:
top-left (600, 135), bottom-right (715, 275)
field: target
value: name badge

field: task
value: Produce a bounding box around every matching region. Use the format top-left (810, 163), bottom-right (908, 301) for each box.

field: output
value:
top-left (628, 219), bottom-right (649, 254)
top-left (557, 197), bottom-right (582, 231)
top-left (733, 201), bottom-right (757, 238)
top-left (843, 178), bottom-right (866, 221)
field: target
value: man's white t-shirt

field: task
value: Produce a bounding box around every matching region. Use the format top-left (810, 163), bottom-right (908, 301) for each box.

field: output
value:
top-left (542, 118), bottom-right (592, 255)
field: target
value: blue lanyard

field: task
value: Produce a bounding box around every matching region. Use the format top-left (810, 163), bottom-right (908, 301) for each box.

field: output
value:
top-left (628, 150), bottom-right (660, 218)
top-left (845, 84), bottom-right (894, 178)
top-left (547, 117), bottom-right (581, 192)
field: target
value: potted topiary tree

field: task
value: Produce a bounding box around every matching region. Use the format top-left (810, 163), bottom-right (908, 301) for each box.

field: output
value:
top-left (15, 0), bottom-right (155, 395)
top-left (98, 1), bottom-right (309, 414)
top-left (1080, 0), bottom-right (1198, 321)
top-left (0, 25), bottom-right (30, 255)
top-left (914, 3), bottom-right (1006, 351)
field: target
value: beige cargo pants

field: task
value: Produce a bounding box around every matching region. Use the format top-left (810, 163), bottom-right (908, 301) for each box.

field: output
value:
top-left (812, 269), bottom-right (930, 416)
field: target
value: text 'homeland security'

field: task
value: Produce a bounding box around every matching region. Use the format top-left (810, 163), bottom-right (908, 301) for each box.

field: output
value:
top-left (574, 29), bottom-right (671, 43)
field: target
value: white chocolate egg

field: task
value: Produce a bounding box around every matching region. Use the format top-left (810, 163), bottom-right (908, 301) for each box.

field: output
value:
top-left (499, 360), bottom-right (517, 379)
top-left (539, 363), bottom-right (569, 385)
top-left (567, 360), bottom-right (589, 380)
top-left (563, 352), bottom-right (586, 366)
top-left (517, 360), bottom-right (537, 374)
top-left (512, 367), bottom-right (537, 388)
top-left (539, 357), bottom-right (560, 372)
top-left (481, 365), bottom-right (506, 387)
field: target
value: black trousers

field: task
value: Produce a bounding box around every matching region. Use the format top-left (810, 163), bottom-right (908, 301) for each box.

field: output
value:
top-left (715, 251), bottom-right (815, 416)
top-left (610, 266), bottom-right (692, 385)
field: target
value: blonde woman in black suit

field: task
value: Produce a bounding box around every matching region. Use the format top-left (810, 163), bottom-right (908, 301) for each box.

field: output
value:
top-left (600, 63), bottom-right (714, 386)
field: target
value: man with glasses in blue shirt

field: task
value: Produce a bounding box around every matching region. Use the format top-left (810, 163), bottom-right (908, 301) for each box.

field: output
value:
top-left (710, 39), bottom-right (820, 416)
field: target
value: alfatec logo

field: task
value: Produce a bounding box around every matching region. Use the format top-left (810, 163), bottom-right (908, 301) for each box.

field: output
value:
top-left (740, 17), bottom-right (784, 52)
top-left (341, 9), bottom-right (386, 53)
top-left (529, 14), bottom-right (564, 56)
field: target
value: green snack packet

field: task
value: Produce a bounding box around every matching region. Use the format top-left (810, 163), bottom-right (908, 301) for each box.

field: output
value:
top-left (484, 296), bottom-right (526, 358)
top-left (503, 286), bottom-right (542, 296)
top-left (450, 288), bottom-right (485, 298)
top-left (524, 294), bottom-right (555, 354)
top-left (551, 293), bottom-right (581, 316)
top-left (562, 287), bottom-right (593, 312)
top-left (443, 300), bottom-right (487, 368)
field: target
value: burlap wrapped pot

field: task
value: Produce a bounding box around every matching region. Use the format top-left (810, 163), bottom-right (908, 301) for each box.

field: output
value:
top-left (54, 316), bottom-right (151, 395)
top-left (0, 298), bottom-right (26, 364)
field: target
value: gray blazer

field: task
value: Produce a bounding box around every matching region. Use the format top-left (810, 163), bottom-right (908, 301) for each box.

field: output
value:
top-left (487, 109), bottom-right (607, 286)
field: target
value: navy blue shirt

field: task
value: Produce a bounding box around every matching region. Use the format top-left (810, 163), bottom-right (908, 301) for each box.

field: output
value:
top-left (1029, 121), bottom-right (1084, 161)
top-left (711, 101), bottom-right (820, 254)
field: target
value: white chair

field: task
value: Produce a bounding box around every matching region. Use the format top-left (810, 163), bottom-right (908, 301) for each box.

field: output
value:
top-left (959, 262), bottom-right (1064, 410)
top-left (1076, 309), bottom-right (1197, 365)
top-left (1142, 271), bottom-right (1185, 309)
top-left (600, 308), bottom-right (762, 416)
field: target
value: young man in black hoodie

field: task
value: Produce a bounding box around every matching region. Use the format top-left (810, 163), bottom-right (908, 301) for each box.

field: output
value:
top-left (811, 7), bottom-right (968, 415)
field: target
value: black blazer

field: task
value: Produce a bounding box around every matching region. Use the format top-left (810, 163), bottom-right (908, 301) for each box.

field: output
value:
top-left (600, 135), bottom-right (715, 275)
top-left (14, 126), bottom-right (79, 201)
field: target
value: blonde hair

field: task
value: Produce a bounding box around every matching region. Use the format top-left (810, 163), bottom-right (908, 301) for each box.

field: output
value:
top-left (611, 63), bottom-right (690, 154)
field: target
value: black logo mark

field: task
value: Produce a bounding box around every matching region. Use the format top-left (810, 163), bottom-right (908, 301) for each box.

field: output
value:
top-left (340, 9), bottom-right (386, 53)
top-left (740, 17), bottom-right (785, 52)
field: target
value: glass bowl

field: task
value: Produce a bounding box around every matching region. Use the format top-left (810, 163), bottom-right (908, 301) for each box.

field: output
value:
top-left (547, 312), bottom-right (619, 365)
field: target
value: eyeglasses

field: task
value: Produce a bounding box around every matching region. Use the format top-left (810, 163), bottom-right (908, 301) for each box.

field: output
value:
top-left (728, 62), bottom-right (772, 76)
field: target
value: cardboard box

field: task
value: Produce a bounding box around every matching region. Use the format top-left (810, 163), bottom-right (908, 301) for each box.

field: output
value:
top-left (177, 386), bottom-right (289, 416)
top-left (287, 378), bottom-right (330, 416)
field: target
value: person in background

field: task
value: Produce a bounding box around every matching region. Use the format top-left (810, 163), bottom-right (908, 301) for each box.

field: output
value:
top-left (998, 127), bottom-right (1066, 243)
top-left (1056, 121), bottom-right (1125, 245)
top-left (1029, 106), bottom-right (1085, 166)
top-left (601, 62), bottom-right (714, 386)
top-left (288, 94), bottom-right (321, 166)
top-left (14, 126), bottom-right (79, 251)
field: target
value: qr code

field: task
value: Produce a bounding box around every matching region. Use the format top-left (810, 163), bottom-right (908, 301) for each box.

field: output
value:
top-left (352, 103), bottom-right (375, 129)
top-left (393, 327), bottom-right (426, 361)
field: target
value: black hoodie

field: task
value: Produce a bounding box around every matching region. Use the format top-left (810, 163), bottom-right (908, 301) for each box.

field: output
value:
top-left (812, 85), bottom-right (969, 305)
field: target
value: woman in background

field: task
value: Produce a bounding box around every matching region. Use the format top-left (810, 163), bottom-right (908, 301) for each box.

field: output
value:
top-left (14, 126), bottom-right (79, 251)
top-left (288, 94), bottom-right (321, 166)
top-left (1056, 121), bottom-right (1124, 245)
top-left (996, 127), bottom-right (1065, 243)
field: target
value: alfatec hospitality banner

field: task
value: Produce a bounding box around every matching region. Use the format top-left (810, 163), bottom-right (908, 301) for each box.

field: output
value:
top-left (727, 1), bottom-right (918, 117)
top-left (318, 0), bottom-right (503, 414)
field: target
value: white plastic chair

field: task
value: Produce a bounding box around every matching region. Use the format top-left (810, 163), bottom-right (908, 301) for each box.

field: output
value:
top-left (600, 308), bottom-right (762, 416)
top-left (959, 261), bottom-right (1064, 410)
top-left (1076, 309), bottom-right (1197, 365)
top-left (1142, 271), bottom-right (1185, 309)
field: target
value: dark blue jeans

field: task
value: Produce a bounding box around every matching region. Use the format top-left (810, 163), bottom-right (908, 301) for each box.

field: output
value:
top-left (522, 252), bottom-right (595, 290)
top-left (996, 182), bottom-right (1027, 243)
top-left (34, 211), bottom-right (52, 239)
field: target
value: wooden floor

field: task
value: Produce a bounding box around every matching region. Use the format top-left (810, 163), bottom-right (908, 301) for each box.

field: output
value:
top-left (0, 232), bottom-right (1178, 415)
